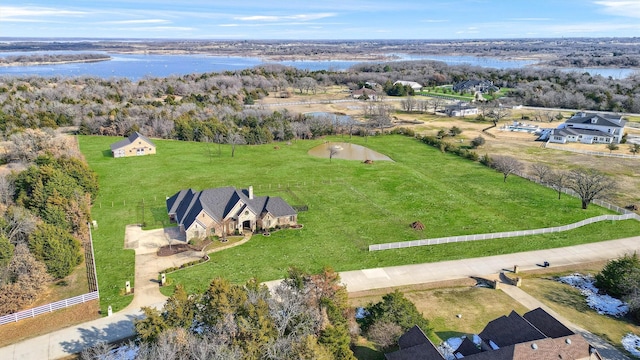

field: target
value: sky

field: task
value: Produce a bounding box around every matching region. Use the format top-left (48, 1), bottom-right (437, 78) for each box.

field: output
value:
top-left (2, 0), bottom-right (640, 40)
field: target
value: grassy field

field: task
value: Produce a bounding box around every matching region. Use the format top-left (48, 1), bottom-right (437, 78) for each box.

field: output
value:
top-left (79, 134), bottom-right (640, 312)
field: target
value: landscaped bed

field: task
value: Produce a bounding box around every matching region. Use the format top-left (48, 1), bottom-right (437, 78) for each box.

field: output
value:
top-left (79, 134), bottom-right (640, 312)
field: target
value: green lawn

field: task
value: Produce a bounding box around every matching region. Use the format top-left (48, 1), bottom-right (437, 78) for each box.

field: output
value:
top-left (79, 134), bottom-right (640, 312)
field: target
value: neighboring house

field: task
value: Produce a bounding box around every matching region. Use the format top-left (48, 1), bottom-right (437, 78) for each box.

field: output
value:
top-left (166, 186), bottom-right (297, 241)
top-left (352, 87), bottom-right (377, 100)
top-left (549, 112), bottom-right (626, 144)
top-left (393, 80), bottom-right (423, 91)
top-left (444, 102), bottom-right (479, 117)
top-left (110, 132), bottom-right (156, 158)
top-left (385, 307), bottom-right (601, 360)
top-left (453, 80), bottom-right (499, 94)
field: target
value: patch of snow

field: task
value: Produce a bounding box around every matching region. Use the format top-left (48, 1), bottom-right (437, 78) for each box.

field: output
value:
top-left (558, 273), bottom-right (629, 317)
top-left (622, 333), bottom-right (640, 358)
top-left (355, 307), bottom-right (368, 319)
top-left (105, 344), bottom-right (138, 360)
top-left (437, 341), bottom-right (456, 360)
top-left (447, 337), bottom-right (464, 350)
top-left (437, 336), bottom-right (466, 360)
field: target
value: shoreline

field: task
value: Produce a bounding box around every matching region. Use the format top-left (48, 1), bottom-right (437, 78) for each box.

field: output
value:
top-left (0, 57), bottom-right (111, 67)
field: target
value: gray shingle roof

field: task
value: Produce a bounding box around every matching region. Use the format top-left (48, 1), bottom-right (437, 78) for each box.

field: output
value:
top-left (522, 308), bottom-right (574, 339)
top-left (110, 132), bottom-right (155, 151)
top-left (166, 186), bottom-right (297, 231)
top-left (553, 127), bottom-right (612, 138)
top-left (565, 112), bottom-right (626, 128)
top-left (479, 310), bottom-right (546, 348)
top-left (455, 337), bottom-right (481, 357)
top-left (383, 326), bottom-right (444, 360)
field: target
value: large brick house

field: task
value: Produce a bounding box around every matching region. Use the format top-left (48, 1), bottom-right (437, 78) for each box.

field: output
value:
top-left (386, 308), bottom-right (601, 360)
top-left (166, 186), bottom-right (297, 241)
top-left (110, 132), bottom-right (156, 158)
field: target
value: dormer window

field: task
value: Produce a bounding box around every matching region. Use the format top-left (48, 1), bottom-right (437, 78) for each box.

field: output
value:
top-left (591, 118), bottom-right (598, 124)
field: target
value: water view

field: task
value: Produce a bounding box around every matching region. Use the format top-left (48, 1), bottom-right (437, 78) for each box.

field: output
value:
top-left (308, 142), bottom-right (393, 161)
top-left (0, 51), bottom-right (636, 80)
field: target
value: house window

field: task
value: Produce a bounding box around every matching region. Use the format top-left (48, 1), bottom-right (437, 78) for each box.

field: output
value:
top-left (290, 216), bottom-right (295, 221)
top-left (244, 210), bottom-right (249, 215)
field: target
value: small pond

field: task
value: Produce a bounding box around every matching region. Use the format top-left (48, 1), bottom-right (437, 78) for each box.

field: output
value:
top-left (308, 142), bottom-right (393, 161)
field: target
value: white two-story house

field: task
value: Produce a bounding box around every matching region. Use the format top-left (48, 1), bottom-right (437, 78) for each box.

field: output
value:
top-left (548, 112), bottom-right (626, 144)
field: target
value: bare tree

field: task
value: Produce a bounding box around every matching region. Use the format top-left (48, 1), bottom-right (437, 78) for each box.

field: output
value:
top-left (430, 97), bottom-right (444, 114)
top-left (487, 106), bottom-right (511, 126)
top-left (491, 155), bottom-right (524, 182)
top-left (568, 168), bottom-right (616, 209)
top-left (400, 96), bottom-right (416, 112)
top-left (367, 321), bottom-right (403, 350)
top-left (530, 163), bottom-right (551, 184)
top-left (548, 170), bottom-right (568, 200)
top-left (5, 206), bottom-right (38, 245)
top-left (227, 132), bottom-right (246, 158)
top-left (0, 176), bottom-right (15, 206)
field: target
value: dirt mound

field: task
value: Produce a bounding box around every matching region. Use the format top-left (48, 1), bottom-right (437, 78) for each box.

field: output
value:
top-left (411, 221), bottom-right (425, 230)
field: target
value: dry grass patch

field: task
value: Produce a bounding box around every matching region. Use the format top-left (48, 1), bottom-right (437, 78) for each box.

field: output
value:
top-left (350, 282), bottom-right (529, 344)
top-left (0, 301), bottom-right (100, 348)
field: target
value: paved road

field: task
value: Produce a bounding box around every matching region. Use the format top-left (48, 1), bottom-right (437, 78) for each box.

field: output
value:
top-left (2, 235), bottom-right (640, 359)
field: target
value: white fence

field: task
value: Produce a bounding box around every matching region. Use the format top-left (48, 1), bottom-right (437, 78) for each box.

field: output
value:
top-left (369, 213), bottom-right (640, 251)
top-left (0, 291), bottom-right (99, 325)
top-left (0, 223), bottom-right (100, 326)
top-left (545, 143), bottom-right (640, 159)
top-left (370, 169), bottom-right (640, 251)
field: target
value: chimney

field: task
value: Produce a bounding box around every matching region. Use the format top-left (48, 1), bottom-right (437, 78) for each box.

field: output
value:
top-left (248, 186), bottom-right (253, 199)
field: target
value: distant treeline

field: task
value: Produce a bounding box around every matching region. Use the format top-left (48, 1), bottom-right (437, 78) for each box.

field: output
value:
top-left (0, 59), bottom-right (639, 146)
top-left (543, 54), bottom-right (640, 68)
top-left (0, 53), bottom-right (110, 65)
top-left (3, 38), bottom-right (640, 60)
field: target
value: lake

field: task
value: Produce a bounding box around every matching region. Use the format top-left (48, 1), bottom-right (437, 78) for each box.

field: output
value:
top-left (0, 51), bottom-right (636, 80)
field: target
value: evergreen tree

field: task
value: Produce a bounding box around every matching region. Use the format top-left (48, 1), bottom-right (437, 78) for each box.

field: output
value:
top-left (359, 290), bottom-right (431, 334)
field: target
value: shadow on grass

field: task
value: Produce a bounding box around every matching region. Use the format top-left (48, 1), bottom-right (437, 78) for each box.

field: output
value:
top-left (543, 283), bottom-right (590, 312)
top-left (101, 149), bottom-right (113, 158)
top-left (436, 331), bottom-right (467, 343)
top-left (149, 206), bottom-right (173, 227)
top-left (352, 345), bottom-right (385, 360)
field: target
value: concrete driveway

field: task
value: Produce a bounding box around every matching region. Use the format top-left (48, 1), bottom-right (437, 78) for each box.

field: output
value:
top-left (122, 225), bottom-right (202, 311)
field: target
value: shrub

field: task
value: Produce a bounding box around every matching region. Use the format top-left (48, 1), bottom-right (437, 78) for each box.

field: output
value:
top-left (471, 136), bottom-right (486, 148)
top-left (479, 153), bottom-right (493, 167)
top-left (28, 222), bottom-right (82, 279)
top-left (359, 290), bottom-right (431, 335)
top-left (595, 253), bottom-right (640, 298)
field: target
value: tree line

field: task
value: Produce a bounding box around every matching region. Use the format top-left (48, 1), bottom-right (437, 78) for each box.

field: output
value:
top-left (80, 267), bottom-right (430, 359)
top-left (0, 129), bottom-right (98, 315)
top-left (0, 58), bottom-right (639, 148)
top-left (0, 53), bottom-right (111, 65)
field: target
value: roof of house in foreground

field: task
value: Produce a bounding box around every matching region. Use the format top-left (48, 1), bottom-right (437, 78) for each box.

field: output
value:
top-left (386, 308), bottom-right (601, 360)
